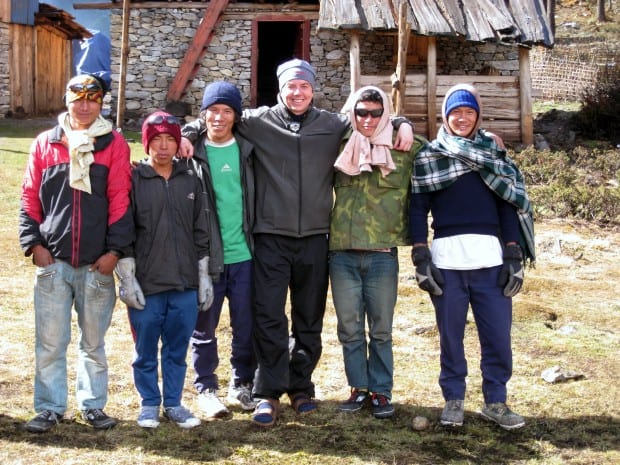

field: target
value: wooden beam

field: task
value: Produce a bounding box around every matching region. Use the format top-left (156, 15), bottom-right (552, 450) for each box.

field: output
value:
top-left (166, 0), bottom-right (230, 102)
top-left (115, 0), bottom-right (130, 129)
top-left (350, 31), bottom-right (360, 93)
top-left (426, 36), bottom-right (437, 138)
top-left (393, 2), bottom-right (410, 115)
top-left (519, 46), bottom-right (534, 146)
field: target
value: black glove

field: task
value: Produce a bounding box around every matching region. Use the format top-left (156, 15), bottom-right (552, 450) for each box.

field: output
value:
top-left (411, 246), bottom-right (444, 296)
top-left (497, 244), bottom-right (524, 297)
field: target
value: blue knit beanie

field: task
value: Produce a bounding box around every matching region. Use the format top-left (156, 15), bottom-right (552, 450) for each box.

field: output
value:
top-left (445, 89), bottom-right (479, 116)
top-left (201, 81), bottom-right (242, 115)
top-left (277, 58), bottom-right (316, 90)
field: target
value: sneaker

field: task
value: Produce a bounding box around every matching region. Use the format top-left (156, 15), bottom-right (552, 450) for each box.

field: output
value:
top-left (480, 402), bottom-right (525, 430)
top-left (164, 405), bottom-right (201, 429)
top-left (197, 388), bottom-right (229, 418)
top-left (339, 389), bottom-right (370, 413)
top-left (227, 382), bottom-right (258, 411)
top-left (440, 399), bottom-right (464, 426)
top-left (25, 410), bottom-right (63, 433)
top-left (370, 393), bottom-right (395, 419)
top-left (137, 405), bottom-right (160, 428)
top-left (81, 408), bottom-right (117, 429)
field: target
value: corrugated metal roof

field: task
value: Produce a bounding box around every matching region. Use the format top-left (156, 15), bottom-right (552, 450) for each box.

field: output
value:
top-left (318, 0), bottom-right (554, 47)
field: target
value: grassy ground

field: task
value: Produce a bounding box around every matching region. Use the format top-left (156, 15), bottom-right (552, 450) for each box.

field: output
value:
top-left (1, 116), bottom-right (619, 465)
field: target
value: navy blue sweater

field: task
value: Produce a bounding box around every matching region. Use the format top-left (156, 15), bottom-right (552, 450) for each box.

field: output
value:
top-left (409, 172), bottom-right (519, 245)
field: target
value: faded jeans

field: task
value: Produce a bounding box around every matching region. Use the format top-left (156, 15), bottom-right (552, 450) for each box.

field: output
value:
top-left (329, 249), bottom-right (398, 397)
top-left (33, 260), bottom-right (116, 414)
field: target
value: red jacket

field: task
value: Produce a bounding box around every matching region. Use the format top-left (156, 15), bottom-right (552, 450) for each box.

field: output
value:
top-left (19, 125), bottom-right (133, 267)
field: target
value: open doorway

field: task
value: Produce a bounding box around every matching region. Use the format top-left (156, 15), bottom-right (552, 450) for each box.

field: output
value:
top-left (252, 19), bottom-right (310, 107)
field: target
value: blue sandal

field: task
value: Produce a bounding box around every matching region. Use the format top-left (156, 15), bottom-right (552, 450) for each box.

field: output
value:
top-left (251, 399), bottom-right (279, 427)
top-left (289, 392), bottom-right (318, 414)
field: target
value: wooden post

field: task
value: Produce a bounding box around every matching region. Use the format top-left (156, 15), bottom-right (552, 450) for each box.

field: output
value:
top-left (394, 2), bottom-right (410, 115)
top-left (519, 46), bottom-right (534, 146)
top-left (426, 36), bottom-right (437, 139)
top-left (350, 31), bottom-right (360, 93)
top-left (115, 0), bottom-right (130, 130)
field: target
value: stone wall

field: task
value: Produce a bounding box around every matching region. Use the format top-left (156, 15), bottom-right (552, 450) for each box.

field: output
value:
top-left (0, 22), bottom-right (11, 117)
top-left (108, 7), bottom-right (521, 124)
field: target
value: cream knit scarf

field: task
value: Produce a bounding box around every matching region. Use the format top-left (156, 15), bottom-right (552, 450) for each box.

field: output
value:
top-left (59, 112), bottom-right (113, 194)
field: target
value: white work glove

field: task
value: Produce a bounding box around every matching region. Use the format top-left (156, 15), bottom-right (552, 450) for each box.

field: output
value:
top-left (114, 257), bottom-right (145, 310)
top-left (198, 256), bottom-right (214, 311)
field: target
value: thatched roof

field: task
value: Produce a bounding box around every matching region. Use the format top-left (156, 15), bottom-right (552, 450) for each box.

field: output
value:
top-left (318, 0), bottom-right (554, 48)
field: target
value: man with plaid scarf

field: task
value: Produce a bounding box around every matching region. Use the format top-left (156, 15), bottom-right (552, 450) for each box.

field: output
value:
top-left (408, 83), bottom-right (534, 431)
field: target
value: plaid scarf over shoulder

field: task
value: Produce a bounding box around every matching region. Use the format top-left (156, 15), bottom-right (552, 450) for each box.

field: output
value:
top-left (412, 126), bottom-right (535, 264)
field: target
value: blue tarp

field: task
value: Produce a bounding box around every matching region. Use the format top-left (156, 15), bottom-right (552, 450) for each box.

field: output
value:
top-left (73, 29), bottom-right (111, 86)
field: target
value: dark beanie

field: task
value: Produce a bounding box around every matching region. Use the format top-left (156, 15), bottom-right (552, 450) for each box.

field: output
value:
top-left (276, 58), bottom-right (316, 90)
top-left (445, 89), bottom-right (479, 117)
top-left (201, 81), bottom-right (242, 115)
top-left (141, 110), bottom-right (181, 154)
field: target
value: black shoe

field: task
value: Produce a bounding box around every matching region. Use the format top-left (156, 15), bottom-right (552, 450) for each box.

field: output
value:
top-left (371, 393), bottom-right (395, 419)
top-left (25, 410), bottom-right (63, 433)
top-left (81, 408), bottom-right (117, 429)
top-left (339, 389), bottom-right (370, 413)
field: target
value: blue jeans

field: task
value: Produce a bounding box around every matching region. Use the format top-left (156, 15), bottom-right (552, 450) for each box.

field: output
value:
top-left (191, 260), bottom-right (255, 392)
top-left (431, 266), bottom-right (513, 404)
top-left (33, 260), bottom-right (116, 414)
top-left (129, 290), bottom-right (198, 408)
top-left (329, 249), bottom-right (398, 397)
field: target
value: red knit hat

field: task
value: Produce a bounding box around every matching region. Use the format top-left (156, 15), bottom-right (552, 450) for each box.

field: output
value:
top-left (141, 111), bottom-right (182, 154)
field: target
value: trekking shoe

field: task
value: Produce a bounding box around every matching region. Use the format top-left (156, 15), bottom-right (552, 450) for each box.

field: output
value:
top-left (198, 388), bottom-right (229, 418)
top-left (25, 410), bottom-right (63, 433)
top-left (338, 389), bottom-right (370, 413)
top-left (164, 405), bottom-right (201, 429)
top-left (227, 382), bottom-right (257, 410)
top-left (137, 405), bottom-right (160, 428)
top-left (480, 402), bottom-right (525, 430)
top-left (440, 399), bottom-right (465, 426)
top-left (81, 408), bottom-right (117, 429)
top-left (370, 393), bottom-right (395, 419)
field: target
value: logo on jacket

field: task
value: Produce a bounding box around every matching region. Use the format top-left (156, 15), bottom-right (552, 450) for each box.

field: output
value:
top-left (187, 193), bottom-right (195, 200)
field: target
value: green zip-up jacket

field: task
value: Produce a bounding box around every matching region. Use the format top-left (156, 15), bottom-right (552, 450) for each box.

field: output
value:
top-left (329, 132), bottom-right (426, 250)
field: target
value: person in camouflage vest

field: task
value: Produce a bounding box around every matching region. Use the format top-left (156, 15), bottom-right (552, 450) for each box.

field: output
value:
top-left (329, 86), bottom-right (425, 420)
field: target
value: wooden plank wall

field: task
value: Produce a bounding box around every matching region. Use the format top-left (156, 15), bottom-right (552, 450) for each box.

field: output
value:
top-left (9, 23), bottom-right (69, 115)
top-left (35, 26), bottom-right (70, 114)
top-left (9, 23), bottom-right (35, 113)
top-left (360, 74), bottom-right (522, 142)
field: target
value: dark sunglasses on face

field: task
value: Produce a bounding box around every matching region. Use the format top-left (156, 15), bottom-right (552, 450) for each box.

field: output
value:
top-left (147, 114), bottom-right (180, 126)
top-left (354, 108), bottom-right (384, 118)
top-left (68, 83), bottom-right (103, 93)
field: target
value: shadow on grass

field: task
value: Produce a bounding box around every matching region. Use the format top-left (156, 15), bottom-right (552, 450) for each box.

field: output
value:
top-left (1, 402), bottom-right (618, 464)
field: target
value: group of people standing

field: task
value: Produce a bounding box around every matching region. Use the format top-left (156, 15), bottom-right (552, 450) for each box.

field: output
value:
top-left (18, 58), bottom-right (533, 434)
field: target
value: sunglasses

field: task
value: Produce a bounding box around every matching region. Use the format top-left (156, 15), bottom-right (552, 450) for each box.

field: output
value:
top-left (354, 108), bottom-right (384, 118)
top-left (68, 83), bottom-right (103, 93)
top-left (146, 114), bottom-right (180, 126)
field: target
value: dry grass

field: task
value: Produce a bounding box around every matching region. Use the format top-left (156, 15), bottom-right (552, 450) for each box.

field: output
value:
top-left (1, 120), bottom-right (619, 464)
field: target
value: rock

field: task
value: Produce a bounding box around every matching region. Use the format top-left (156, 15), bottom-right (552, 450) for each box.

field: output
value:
top-left (411, 415), bottom-right (430, 431)
top-left (541, 365), bottom-right (585, 383)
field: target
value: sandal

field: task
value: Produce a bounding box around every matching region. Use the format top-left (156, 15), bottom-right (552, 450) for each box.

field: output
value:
top-left (289, 392), bottom-right (318, 415)
top-left (251, 399), bottom-right (279, 427)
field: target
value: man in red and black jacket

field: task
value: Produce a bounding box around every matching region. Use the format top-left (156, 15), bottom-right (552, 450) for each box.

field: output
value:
top-left (19, 73), bottom-right (133, 433)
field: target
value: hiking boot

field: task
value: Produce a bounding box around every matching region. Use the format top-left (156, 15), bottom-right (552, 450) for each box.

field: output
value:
top-left (25, 410), bottom-right (63, 433)
top-left (227, 382), bottom-right (257, 411)
top-left (137, 405), bottom-right (160, 428)
top-left (164, 405), bottom-right (201, 429)
top-left (440, 399), bottom-right (464, 426)
top-left (198, 388), bottom-right (229, 418)
top-left (338, 389), bottom-right (370, 413)
top-left (480, 402), bottom-right (525, 430)
top-left (370, 393), bottom-right (395, 419)
top-left (81, 408), bottom-right (117, 429)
